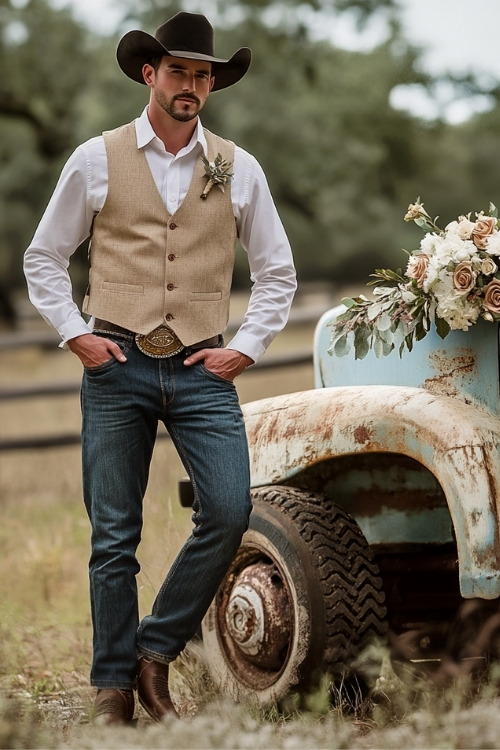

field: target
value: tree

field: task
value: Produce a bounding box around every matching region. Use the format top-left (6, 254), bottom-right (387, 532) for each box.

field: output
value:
top-left (199, 18), bottom-right (429, 282)
top-left (0, 0), bottom-right (92, 308)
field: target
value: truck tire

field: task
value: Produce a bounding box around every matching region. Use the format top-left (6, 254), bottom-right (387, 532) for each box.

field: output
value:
top-left (201, 485), bottom-right (387, 705)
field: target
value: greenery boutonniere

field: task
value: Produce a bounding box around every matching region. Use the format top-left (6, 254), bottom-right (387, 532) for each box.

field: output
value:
top-left (200, 153), bottom-right (233, 199)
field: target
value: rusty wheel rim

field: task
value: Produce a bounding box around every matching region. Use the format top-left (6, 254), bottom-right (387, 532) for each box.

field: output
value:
top-left (215, 543), bottom-right (294, 689)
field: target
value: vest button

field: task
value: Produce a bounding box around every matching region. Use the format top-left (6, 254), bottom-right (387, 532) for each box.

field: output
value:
top-left (165, 314), bottom-right (174, 321)
top-left (169, 222), bottom-right (177, 230)
top-left (168, 254), bottom-right (176, 261)
top-left (167, 283), bottom-right (175, 291)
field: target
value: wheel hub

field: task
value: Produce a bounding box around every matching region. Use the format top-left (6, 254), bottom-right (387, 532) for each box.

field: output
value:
top-left (224, 561), bottom-right (291, 671)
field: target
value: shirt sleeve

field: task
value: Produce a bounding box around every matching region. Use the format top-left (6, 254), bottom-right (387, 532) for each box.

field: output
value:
top-left (227, 148), bottom-right (297, 362)
top-left (23, 143), bottom-right (101, 345)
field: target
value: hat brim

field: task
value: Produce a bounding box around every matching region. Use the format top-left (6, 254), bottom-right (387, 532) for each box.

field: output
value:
top-left (117, 30), bottom-right (251, 91)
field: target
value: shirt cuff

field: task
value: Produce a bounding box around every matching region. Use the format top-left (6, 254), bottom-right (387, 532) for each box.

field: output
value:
top-left (58, 318), bottom-right (93, 349)
top-left (225, 331), bottom-right (266, 364)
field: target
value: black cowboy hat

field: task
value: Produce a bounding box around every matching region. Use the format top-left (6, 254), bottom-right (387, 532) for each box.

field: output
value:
top-left (116, 11), bottom-right (251, 91)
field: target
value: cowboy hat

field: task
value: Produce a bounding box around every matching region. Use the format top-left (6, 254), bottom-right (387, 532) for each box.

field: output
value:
top-left (116, 12), bottom-right (251, 91)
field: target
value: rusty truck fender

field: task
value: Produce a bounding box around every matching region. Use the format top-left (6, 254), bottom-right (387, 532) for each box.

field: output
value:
top-left (242, 385), bottom-right (500, 600)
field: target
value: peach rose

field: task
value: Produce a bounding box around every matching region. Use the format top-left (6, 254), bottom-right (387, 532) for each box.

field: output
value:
top-left (406, 253), bottom-right (429, 288)
top-left (453, 262), bottom-right (476, 294)
top-left (472, 215), bottom-right (497, 249)
top-left (484, 278), bottom-right (500, 313)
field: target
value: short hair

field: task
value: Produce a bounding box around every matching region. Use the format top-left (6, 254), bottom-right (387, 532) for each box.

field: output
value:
top-left (147, 56), bottom-right (163, 72)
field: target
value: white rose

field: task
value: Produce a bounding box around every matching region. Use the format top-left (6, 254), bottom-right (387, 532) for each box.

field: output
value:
top-left (456, 216), bottom-right (476, 240)
top-left (485, 233), bottom-right (500, 256)
top-left (481, 257), bottom-right (498, 276)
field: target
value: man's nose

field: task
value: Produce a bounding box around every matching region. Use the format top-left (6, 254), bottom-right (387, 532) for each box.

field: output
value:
top-left (181, 73), bottom-right (196, 90)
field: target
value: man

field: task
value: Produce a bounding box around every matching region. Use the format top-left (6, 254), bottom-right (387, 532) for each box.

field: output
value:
top-left (24, 12), bottom-right (296, 725)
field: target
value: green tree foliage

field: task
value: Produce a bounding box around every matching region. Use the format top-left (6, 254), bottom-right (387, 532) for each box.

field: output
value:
top-left (119, 0), bottom-right (399, 28)
top-left (0, 0), bottom-right (91, 292)
top-left (206, 21), bottom-right (429, 282)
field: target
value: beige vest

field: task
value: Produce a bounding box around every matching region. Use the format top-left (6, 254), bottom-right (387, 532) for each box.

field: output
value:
top-left (83, 122), bottom-right (237, 345)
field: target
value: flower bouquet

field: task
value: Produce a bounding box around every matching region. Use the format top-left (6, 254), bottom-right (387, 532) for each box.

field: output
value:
top-left (330, 200), bottom-right (500, 359)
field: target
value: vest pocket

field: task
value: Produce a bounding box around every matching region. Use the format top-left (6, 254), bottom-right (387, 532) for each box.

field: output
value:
top-left (189, 291), bottom-right (222, 302)
top-left (101, 281), bottom-right (144, 295)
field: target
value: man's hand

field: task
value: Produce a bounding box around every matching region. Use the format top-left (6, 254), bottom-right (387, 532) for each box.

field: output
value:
top-left (67, 333), bottom-right (127, 368)
top-left (184, 347), bottom-right (253, 381)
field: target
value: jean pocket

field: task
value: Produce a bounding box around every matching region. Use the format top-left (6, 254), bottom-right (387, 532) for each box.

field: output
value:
top-left (84, 356), bottom-right (120, 374)
top-left (200, 364), bottom-right (235, 386)
top-left (84, 338), bottom-right (130, 373)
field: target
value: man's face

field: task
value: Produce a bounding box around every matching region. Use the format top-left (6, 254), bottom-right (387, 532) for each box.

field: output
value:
top-left (144, 56), bottom-right (215, 122)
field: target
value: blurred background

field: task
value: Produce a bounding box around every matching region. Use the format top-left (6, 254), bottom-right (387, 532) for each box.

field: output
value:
top-left (1, 0), bottom-right (500, 325)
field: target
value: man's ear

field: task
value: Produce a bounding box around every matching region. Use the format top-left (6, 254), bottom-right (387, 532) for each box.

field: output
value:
top-left (209, 76), bottom-right (215, 92)
top-left (142, 63), bottom-right (155, 87)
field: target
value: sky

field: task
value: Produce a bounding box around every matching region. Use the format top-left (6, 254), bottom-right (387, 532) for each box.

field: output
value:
top-left (48, 0), bottom-right (500, 123)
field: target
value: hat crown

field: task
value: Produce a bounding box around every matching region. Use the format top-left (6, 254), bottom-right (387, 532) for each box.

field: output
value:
top-left (155, 12), bottom-right (215, 57)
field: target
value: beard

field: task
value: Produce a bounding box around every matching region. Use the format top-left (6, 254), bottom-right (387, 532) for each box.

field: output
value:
top-left (154, 90), bottom-right (202, 122)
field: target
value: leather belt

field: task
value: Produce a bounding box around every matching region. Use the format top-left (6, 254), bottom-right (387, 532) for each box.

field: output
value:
top-left (93, 319), bottom-right (220, 359)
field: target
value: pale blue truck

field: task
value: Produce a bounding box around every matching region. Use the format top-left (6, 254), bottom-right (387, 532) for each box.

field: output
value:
top-left (197, 309), bottom-right (500, 704)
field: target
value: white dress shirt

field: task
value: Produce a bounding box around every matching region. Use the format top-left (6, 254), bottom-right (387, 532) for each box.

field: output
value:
top-left (24, 108), bottom-right (297, 363)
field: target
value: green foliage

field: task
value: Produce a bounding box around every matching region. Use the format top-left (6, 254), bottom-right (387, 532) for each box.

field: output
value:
top-left (199, 18), bottom-right (427, 283)
top-left (0, 0), bottom-right (93, 288)
top-left (0, 0), bottom-right (91, 155)
top-left (120, 0), bottom-right (399, 26)
top-left (329, 279), bottom-right (436, 361)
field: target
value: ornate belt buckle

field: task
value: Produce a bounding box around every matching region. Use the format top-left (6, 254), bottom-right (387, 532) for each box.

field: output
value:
top-left (135, 325), bottom-right (184, 358)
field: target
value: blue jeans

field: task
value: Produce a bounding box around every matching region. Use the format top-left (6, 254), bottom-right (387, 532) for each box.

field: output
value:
top-left (81, 332), bottom-right (251, 689)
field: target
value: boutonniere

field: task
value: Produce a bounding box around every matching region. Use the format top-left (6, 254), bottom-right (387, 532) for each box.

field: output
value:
top-left (200, 153), bottom-right (233, 199)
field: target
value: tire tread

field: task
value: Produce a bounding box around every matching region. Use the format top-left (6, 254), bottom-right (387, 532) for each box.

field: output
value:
top-left (252, 486), bottom-right (387, 673)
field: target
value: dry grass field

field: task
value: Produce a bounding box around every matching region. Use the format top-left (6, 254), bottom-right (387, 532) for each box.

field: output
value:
top-left (2, 305), bottom-right (500, 748)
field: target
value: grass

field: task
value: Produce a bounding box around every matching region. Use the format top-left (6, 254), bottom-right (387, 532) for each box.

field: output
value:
top-left (3, 313), bottom-right (500, 747)
top-left (4, 643), bottom-right (500, 748)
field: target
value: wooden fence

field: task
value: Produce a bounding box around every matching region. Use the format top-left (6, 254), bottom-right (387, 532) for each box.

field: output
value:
top-left (0, 306), bottom-right (322, 452)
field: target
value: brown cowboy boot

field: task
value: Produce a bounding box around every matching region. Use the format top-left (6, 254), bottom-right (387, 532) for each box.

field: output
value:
top-left (92, 688), bottom-right (135, 725)
top-left (137, 655), bottom-right (177, 721)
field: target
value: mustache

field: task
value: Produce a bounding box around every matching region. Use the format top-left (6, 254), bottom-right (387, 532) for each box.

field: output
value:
top-left (173, 94), bottom-right (201, 106)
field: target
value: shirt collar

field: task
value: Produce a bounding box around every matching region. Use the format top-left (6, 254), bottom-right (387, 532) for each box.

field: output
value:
top-left (135, 107), bottom-right (207, 155)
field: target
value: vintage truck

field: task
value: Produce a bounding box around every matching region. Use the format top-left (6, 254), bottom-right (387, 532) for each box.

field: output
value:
top-left (193, 307), bottom-right (500, 705)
